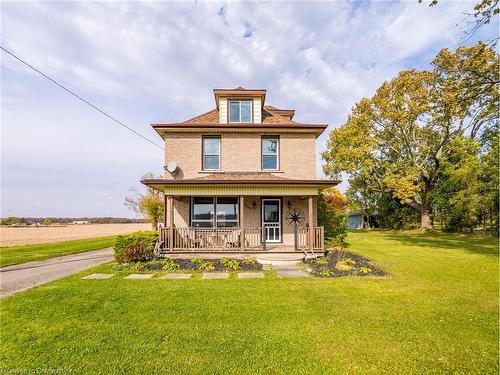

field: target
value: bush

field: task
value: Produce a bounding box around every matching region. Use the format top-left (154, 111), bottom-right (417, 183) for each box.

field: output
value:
top-left (191, 258), bottom-right (215, 271)
top-left (114, 231), bottom-right (158, 264)
top-left (220, 258), bottom-right (240, 271)
top-left (162, 258), bottom-right (180, 271)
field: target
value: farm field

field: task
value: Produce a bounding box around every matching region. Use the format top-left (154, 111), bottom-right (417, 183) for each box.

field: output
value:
top-left (0, 230), bottom-right (497, 374)
top-left (0, 223), bottom-right (151, 247)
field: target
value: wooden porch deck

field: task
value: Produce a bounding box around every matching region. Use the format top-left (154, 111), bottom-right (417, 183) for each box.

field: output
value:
top-left (157, 227), bottom-right (324, 254)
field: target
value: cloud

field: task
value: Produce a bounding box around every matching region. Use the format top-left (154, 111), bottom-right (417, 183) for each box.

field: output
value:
top-left (1, 0), bottom-right (497, 215)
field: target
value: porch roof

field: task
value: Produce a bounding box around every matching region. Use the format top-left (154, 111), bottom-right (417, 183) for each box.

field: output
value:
top-left (141, 174), bottom-right (340, 196)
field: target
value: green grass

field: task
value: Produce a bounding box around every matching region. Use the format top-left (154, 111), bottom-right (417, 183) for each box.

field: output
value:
top-left (1, 230), bottom-right (498, 374)
top-left (0, 236), bottom-right (116, 267)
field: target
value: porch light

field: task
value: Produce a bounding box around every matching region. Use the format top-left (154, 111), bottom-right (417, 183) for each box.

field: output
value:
top-left (288, 201), bottom-right (292, 209)
top-left (252, 202), bottom-right (257, 209)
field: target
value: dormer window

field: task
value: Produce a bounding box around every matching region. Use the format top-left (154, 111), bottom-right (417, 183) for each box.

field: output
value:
top-left (229, 100), bottom-right (252, 123)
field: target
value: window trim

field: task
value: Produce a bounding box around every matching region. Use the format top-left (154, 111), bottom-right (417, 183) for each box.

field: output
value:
top-left (190, 196), bottom-right (240, 228)
top-left (228, 99), bottom-right (253, 123)
top-left (261, 135), bottom-right (280, 171)
top-left (202, 135), bottom-right (221, 171)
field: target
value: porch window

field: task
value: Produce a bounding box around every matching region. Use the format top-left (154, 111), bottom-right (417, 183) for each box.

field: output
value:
top-left (202, 136), bottom-right (220, 170)
top-left (262, 136), bottom-right (279, 170)
top-left (216, 197), bottom-right (239, 227)
top-left (191, 197), bottom-right (215, 227)
top-left (229, 100), bottom-right (252, 123)
top-left (191, 196), bottom-right (239, 227)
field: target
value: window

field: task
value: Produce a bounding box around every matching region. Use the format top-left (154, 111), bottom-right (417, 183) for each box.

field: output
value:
top-left (216, 197), bottom-right (239, 227)
top-left (262, 136), bottom-right (279, 170)
top-left (191, 197), bottom-right (239, 227)
top-left (191, 197), bottom-right (214, 227)
top-left (229, 100), bottom-right (252, 123)
top-left (202, 136), bottom-right (220, 170)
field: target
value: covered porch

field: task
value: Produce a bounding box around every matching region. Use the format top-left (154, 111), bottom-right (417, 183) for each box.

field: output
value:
top-left (142, 175), bottom-right (338, 254)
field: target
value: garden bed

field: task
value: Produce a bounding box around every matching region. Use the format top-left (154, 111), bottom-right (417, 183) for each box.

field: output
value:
top-left (305, 249), bottom-right (386, 277)
top-left (115, 257), bottom-right (263, 273)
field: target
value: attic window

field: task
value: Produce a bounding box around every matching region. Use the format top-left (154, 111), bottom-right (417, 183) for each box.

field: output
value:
top-left (229, 100), bottom-right (252, 123)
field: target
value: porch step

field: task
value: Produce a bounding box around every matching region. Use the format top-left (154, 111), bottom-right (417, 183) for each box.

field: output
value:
top-left (255, 253), bottom-right (304, 267)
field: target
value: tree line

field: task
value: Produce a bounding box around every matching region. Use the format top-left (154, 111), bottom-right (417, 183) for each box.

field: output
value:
top-left (322, 42), bottom-right (499, 233)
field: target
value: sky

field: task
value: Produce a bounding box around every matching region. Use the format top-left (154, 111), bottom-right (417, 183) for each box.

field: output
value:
top-left (1, 0), bottom-right (498, 217)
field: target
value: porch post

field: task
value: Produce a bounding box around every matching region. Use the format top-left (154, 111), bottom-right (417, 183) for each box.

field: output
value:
top-left (168, 196), bottom-right (174, 252)
top-left (308, 195), bottom-right (314, 251)
top-left (163, 194), bottom-right (167, 228)
top-left (240, 196), bottom-right (245, 250)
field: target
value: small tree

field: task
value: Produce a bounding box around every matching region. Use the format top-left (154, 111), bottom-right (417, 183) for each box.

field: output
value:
top-left (42, 218), bottom-right (53, 226)
top-left (125, 172), bottom-right (164, 229)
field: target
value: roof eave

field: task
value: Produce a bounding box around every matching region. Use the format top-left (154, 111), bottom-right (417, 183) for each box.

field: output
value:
top-left (141, 178), bottom-right (341, 186)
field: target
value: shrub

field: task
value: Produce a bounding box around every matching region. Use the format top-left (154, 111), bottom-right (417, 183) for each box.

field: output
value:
top-left (114, 231), bottom-right (158, 264)
top-left (335, 258), bottom-right (356, 271)
top-left (162, 258), bottom-right (180, 271)
top-left (220, 258), bottom-right (240, 271)
top-left (191, 258), bottom-right (215, 271)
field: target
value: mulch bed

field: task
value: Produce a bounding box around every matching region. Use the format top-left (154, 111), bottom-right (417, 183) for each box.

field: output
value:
top-left (304, 249), bottom-right (386, 277)
top-left (147, 258), bottom-right (263, 272)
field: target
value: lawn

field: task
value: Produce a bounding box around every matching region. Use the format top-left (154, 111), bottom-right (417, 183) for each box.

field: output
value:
top-left (1, 231), bottom-right (498, 374)
top-left (0, 236), bottom-right (116, 267)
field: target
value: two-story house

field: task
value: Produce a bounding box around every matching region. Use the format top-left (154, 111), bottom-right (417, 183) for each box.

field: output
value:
top-left (141, 87), bottom-right (340, 255)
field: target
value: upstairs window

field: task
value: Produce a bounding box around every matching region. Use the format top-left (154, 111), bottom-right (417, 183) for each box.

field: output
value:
top-left (229, 100), bottom-right (252, 123)
top-left (262, 136), bottom-right (279, 170)
top-left (202, 136), bottom-right (221, 170)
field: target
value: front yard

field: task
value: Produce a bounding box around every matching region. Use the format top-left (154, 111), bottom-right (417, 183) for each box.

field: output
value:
top-left (1, 230), bottom-right (498, 374)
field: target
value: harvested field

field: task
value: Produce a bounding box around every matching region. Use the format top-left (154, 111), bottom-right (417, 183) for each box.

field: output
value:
top-left (0, 223), bottom-right (151, 247)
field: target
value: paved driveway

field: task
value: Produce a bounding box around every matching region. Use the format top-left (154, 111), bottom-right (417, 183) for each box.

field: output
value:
top-left (0, 248), bottom-right (113, 298)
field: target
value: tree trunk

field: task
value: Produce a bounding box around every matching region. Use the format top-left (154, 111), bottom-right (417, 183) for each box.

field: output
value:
top-left (420, 204), bottom-right (433, 230)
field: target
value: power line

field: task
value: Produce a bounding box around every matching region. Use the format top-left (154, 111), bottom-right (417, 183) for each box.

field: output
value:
top-left (1, 46), bottom-right (164, 150)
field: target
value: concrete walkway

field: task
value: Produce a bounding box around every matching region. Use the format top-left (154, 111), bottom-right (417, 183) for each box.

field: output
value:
top-left (0, 248), bottom-right (113, 298)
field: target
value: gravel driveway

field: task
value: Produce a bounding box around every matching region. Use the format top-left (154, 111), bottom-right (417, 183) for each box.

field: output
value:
top-left (0, 248), bottom-right (113, 298)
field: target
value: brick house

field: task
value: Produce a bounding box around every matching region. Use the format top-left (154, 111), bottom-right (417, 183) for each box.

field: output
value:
top-left (141, 87), bottom-right (340, 255)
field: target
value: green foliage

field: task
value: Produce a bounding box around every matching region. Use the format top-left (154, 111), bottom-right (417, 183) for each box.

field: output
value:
top-left (335, 258), bottom-right (356, 271)
top-left (312, 257), bottom-right (328, 266)
top-left (317, 190), bottom-right (348, 247)
top-left (191, 258), bottom-right (215, 271)
top-left (133, 262), bottom-right (146, 272)
top-left (113, 231), bottom-right (158, 264)
top-left (162, 258), bottom-right (180, 271)
top-left (42, 218), bottom-right (52, 226)
top-left (432, 131), bottom-right (499, 233)
top-left (319, 269), bottom-right (333, 277)
top-left (322, 43), bottom-right (499, 231)
top-left (220, 258), bottom-right (240, 271)
top-left (241, 258), bottom-right (257, 266)
top-left (375, 193), bottom-right (420, 230)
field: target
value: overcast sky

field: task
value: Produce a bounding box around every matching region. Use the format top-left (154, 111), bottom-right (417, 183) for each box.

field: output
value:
top-left (1, 1), bottom-right (497, 217)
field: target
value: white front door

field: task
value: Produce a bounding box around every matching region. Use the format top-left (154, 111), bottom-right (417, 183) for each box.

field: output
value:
top-left (262, 198), bottom-right (281, 242)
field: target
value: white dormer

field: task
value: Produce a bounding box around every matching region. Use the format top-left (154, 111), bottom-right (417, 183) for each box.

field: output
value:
top-left (213, 87), bottom-right (266, 124)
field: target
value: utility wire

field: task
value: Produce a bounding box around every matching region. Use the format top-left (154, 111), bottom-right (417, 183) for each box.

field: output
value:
top-left (1, 46), bottom-right (164, 150)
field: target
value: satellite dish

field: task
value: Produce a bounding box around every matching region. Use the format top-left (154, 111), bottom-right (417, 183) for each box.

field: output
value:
top-left (165, 161), bottom-right (178, 174)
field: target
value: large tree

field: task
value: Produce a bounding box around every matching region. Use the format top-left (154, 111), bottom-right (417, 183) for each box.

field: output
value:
top-left (322, 43), bottom-right (499, 230)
